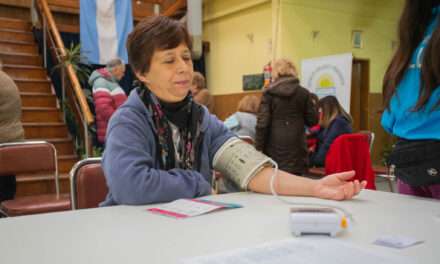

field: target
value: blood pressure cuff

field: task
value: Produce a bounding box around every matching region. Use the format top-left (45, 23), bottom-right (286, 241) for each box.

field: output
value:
top-left (213, 137), bottom-right (273, 189)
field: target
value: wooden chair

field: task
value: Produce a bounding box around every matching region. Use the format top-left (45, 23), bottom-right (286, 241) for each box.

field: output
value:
top-left (0, 141), bottom-right (70, 216)
top-left (325, 133), bottom-right (376, 190)
top-left (70, 158), bottom-right (108, 210)
top-left (359, 130), bottom-right (395, 192)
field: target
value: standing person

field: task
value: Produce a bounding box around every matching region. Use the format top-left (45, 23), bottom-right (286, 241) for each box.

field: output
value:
top-left (89, 58), bottom-right (128, 145)
top-left (310, 96), bottom-right (352, 167)
top-left (306, 93), bottom-right (321, 153)
top-left (255, 58), bottom-right (318, 175)
top-left (382, 0), bottom-right (440, 199)
top-left (224, 95), bottom-right (260, 141)
top-left (0, 60), bottom-right (25, 202)
top-left (191, 71), bottom-right (215, 113)
top-left (101, 15), bottom-right (365, 206)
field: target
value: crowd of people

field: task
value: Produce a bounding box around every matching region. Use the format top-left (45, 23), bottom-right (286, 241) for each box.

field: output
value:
top-left (1, 0), bottom-right (439, 205)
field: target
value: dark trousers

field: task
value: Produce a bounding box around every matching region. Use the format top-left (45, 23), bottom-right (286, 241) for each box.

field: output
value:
top-left (0, 175), bottom-right (16, 202)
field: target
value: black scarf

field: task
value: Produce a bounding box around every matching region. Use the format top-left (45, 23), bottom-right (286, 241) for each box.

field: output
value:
top-left (139, 86), bottom-right (204, 170)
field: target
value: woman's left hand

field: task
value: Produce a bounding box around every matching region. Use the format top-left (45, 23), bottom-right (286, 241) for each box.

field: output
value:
top-left (313, 171), bottom-right (367, 200)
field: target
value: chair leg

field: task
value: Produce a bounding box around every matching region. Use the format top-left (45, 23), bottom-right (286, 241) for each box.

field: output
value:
top-left (0, 207), bottom-right (8, 218)
top-left (387, 178), bottom-right (394, 192)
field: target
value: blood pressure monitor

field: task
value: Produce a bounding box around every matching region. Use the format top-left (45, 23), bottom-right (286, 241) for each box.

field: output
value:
top-left (289, 207), bottom-right (349, 237)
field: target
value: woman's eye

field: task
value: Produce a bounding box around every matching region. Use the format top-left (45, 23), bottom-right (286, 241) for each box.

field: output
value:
top-left (164, 59), bottom-right (174, 64)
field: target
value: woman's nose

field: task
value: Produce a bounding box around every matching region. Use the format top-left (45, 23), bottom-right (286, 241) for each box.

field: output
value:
top-left (176, 58), bottom-right (189, 73)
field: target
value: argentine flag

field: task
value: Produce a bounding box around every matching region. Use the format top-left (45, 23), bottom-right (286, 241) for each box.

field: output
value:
top-left (80, 0), bottom-right (133, 65)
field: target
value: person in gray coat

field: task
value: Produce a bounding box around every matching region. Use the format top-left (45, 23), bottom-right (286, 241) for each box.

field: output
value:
top-left (224, 95), bottom-right (260, 141)
top-left (0, 60), bottom-right (24, 202)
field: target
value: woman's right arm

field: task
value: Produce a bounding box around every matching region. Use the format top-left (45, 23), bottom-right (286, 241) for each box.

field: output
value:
top-left (102, 109), bottom-right (212, 205)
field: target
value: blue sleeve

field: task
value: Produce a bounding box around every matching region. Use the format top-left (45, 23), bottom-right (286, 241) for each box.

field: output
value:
top-left (102, 109), bottom-right (212, 205)
top-left (312, 118), bottom-right (352, 166)
top-left (381, 109), bottom-right (394, 134)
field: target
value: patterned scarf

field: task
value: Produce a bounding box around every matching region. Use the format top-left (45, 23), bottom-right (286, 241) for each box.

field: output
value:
top-left (139, 85), bottom-right (203, 171)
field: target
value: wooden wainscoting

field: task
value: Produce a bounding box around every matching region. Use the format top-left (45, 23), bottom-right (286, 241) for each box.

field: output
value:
top-left (212, 91), bottom-right (262, 121)
top-left (367, 93), bottom-right (394, 165)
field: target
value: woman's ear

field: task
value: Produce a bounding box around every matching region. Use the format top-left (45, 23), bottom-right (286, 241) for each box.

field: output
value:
top-left (136, 72), bottom-right (150, 84)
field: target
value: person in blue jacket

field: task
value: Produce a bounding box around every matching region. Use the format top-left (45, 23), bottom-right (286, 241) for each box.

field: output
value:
top-left (100, 15), bottom-right (366, 206)
top-left (310, 96), bottom-right (352, 167)
top-left (381, 0), bottom-right (440, 198)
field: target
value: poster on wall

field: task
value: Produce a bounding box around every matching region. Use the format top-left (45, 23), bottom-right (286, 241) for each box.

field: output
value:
top-left (300, 53), bottom-right (353, 113)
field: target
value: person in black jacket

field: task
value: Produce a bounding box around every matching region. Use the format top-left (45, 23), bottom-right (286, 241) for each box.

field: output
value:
top-left (310, 96), bottom-right (352, 167)
top-left (255, 58), bottom-right (318, 175)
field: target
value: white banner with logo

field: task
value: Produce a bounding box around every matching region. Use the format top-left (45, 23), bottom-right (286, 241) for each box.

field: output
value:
top-left (300, 53), bottom-right (353, 113)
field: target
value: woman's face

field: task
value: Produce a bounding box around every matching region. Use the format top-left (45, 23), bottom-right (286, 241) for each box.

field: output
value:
top-left (139, 43), bottom-right (193, 103)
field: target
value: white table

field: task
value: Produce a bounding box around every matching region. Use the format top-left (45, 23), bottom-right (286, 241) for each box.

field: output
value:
top-left (0, 190), bottom-right (439, 264)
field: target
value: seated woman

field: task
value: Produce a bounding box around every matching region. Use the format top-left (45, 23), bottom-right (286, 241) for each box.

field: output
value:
top-left (310, 96), bottom-right (353, 167)
top-left (101, 16), bottom-right (365, 206)
top-left (224, 95), bottom-right (260, 141)
top-left (191, 71), bottom-right (215, 113)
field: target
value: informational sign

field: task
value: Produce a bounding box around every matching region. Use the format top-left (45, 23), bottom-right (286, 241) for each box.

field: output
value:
top-left (301, 53), bottom-right (353, 113)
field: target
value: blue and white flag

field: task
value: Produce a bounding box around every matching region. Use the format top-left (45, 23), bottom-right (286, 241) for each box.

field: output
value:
top-left (80, 0), bottom-right (133, 65)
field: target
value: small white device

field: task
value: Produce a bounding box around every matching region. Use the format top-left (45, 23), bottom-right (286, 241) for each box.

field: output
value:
top-left (289, 207), bottom-right (349, 237)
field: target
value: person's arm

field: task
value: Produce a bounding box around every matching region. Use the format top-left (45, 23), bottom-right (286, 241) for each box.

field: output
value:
top-left (255, 93), bottom-right (272, 151)
top-left (103, 109), bottom-right (212, 205)
top-left (211, 118), bottom-right (365, 200)
top-left (248, 168), bottom-right (365, 200)
top-left (304, 94), bottom-right (318, 127)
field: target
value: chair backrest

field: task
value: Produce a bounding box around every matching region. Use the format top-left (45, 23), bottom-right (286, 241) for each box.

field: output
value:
top-left (0, 141), bottom-right (59, 195)
top-left (239, 135), bottom-right (254, 145)
top-left (70, 158), bottom-right (108, 210)
top-left (325, 133), bottom-right (376, 190)
top-left (358, 130), bottom-right (375, 153)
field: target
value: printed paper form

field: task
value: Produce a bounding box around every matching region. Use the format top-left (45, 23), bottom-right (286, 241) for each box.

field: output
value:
top-left (182, 238), bottom-right (414, 264)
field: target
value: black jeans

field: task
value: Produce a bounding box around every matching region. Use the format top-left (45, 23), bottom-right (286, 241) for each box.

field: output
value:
top-left (0, 175), bottom-right (16, 202)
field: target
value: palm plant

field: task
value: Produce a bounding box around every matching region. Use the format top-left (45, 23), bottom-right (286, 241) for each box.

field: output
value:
top-left (53, 42), bottom-right (91, 84)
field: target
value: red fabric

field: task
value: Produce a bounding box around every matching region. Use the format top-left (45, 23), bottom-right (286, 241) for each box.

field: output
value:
top-left (324, 133), bottom-right (376, 190)
top-left (307, 124), bottom-right (320, 150)
top-left (93, 90), bottom-right (127, 144)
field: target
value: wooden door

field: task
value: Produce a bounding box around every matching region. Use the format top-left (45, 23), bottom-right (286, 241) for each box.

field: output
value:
top-left (350, 59), bottom-right (370, 131)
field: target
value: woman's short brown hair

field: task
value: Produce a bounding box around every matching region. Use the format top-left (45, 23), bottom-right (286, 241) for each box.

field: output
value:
top-left (237, 95), bottom-right (260, 114)
top-left (272, 58), bottom-right (298, 81)
top-left (127, 15), bottom-right (192, 75)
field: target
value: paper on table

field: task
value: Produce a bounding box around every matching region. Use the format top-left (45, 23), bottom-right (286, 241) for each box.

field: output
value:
top-left (147, 199), bottom-right (242, 219)
top-left (181, 238), bottom-right (414, 264)
top-left (374, 235), bottom-right (424, 249)
top-left (148, 199), bottom-right (222, 218)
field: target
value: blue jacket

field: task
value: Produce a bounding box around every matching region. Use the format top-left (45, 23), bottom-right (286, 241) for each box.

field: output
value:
top-left (381, 6), bottom-right (440, 140)
top-left (101, 89), bottom-right (234, 206)
top-left (311, 116), bottom-right (352, 167)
